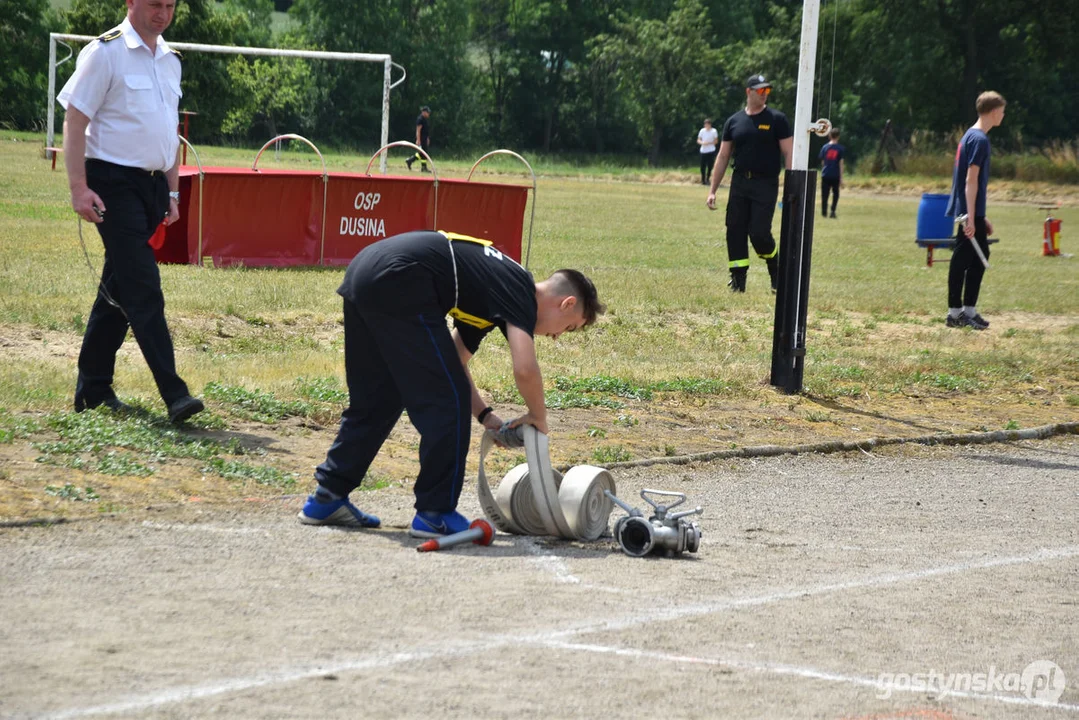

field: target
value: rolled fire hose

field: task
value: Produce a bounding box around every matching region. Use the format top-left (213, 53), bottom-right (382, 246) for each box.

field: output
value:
top-left (477, 425), bottom-right (616, 541)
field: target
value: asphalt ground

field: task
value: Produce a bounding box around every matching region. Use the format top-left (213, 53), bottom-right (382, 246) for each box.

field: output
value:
top-left (1, 436), bottom-right (1076, 719)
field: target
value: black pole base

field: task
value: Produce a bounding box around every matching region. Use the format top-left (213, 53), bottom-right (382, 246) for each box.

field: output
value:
top-left (770, 169), bottom-right (817, 394)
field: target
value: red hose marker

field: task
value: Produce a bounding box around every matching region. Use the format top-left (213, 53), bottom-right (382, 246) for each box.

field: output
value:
top-left (416, 519), bottom-right (494, 552)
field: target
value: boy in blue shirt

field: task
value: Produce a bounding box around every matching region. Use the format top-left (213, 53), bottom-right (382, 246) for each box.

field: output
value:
top-left (818, 128), bottom-right (844, 218)
top-left (944, 91), bottom-right (1006, 330)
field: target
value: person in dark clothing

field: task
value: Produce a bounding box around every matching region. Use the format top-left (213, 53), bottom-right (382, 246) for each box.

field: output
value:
top-left (58, 0), bottom-right (204, 424)
top-left (298, 230), bottom-right (605, 538)
top-left (944, 91), bottom-right (1006, 331)
top-left (406, 105), bottom-right (432, 172)
top-left (818, 128), bottom-right (845, 218)
top-left (706, 74), bottom-right (793, 292)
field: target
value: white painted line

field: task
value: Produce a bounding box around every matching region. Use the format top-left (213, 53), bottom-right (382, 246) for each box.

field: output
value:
top-left (40, 544), bottom-right (1079, 718)
top-left (140, 521), bottom-right (270, 536)
top-left (537, 640), bottom-right (1079, 713)
top-left (521, 537), bottom-right (581, 584)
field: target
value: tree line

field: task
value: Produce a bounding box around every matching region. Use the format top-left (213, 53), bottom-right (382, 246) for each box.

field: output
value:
top-left (3, 0), bottom-right (1077, 166)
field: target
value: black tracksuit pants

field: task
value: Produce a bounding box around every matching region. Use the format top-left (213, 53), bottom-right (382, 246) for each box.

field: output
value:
top-left (948, 217), bottom-right (990, 308)
top-left (725, 173), bottom-right (779, 271)
top-left (315, 298), bottom-right (471, 512)
top-left (76, 159), bottom-right (189, 408)
top-left (821, 176), bottom-right (839, 215)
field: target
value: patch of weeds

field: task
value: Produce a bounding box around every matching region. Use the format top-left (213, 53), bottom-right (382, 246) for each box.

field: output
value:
top-left (359, 472), bottom-right (393, 491)
top-left (546, 391), bottom-right (624, 410)
top-left (804, 411), bottom-right (832, 423)
top-left (1004, 419), bottom-right (1020, 430)
top-left (202, 458), bottom-right (297, 487)
top-left (592, 445), bottom-right (631, 464)
top-left (203, 381), bottom-right (313, 422)
top-left (586, 426), bottom-right (607, 439)
top-left (909, 372), bottom-right (983, 392)
top-left (648, 377), bottom-right (731, 395)
top-left (245, 316), bottom-right (271, 327)
top-left (1003, 327), bottom-right (1019, 338)
top-left (97, 451), bottom-right (153, 477)
top-left (613, 414), bottom-right (638, 428)
top-left (664, 444), bottom-right (677, 456)
top-left (553, 375), bottom-right (652, 401)
top-left (44, 484), bottom-right (99, 501)
top-left (295, 376), bottom-right (347, 404)
top-left (1066, 395), bottom-right (1079, 407)
top-left (0, 410), bottom-right (41, 443)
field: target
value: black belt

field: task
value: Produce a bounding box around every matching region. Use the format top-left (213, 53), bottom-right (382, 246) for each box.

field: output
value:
top-left (86, 158), bottom-right (166, 177)
top-left (733, 170), bottom-right (777, 180)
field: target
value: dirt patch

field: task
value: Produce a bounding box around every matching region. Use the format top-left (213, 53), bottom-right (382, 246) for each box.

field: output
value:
top-left (2, 381), bottom-right (1074, 525)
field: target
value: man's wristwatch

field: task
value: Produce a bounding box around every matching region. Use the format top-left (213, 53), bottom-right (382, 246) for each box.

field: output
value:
top-left (168, 191), bottom-right (180, 202)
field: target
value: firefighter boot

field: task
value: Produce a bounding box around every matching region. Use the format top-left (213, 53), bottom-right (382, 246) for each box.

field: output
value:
top-left (766, 257), bottom-right (779, 293)
top-left (728, 267), bottom-right (747, 293)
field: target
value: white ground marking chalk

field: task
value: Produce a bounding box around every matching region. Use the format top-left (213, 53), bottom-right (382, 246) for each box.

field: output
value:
top-left (140, 521), bottom-right (270, 537)
top-left (536, 641), bottom-right (1079, 713)
top-left (520, 537), bottom-right (627, 593)
top-left (42, 544), bottom-right (1079, 718)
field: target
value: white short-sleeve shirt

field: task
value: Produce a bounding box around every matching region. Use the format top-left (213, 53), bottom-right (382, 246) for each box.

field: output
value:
top-left (698, 126), bottom-right (719, 154)
top-left (58, 17), bottom-right (182, 173)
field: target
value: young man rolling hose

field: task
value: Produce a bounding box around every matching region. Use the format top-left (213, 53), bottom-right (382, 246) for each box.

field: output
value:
top-left (299, 230), bottom-right (604, 537)
top-left (706, 74), bottom-right (793, 292)
top-left (945, 91), bottom-right (1006, 330)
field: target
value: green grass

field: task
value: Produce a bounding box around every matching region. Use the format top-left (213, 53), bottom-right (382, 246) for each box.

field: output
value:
top-left (1, 129), bottom-right (1077, 425)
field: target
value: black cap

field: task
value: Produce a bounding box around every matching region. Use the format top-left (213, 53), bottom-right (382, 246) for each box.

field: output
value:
top-left (746, 74), bottom-right (772, 89)
top-left (421, 105), bottom-right (431, 113)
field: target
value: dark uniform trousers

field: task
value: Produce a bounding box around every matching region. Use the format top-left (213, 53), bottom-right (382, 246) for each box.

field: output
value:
top-left (315, 298), bottom-right (471, 512)
top-left (821, 176), bottom-right (840, 215)
top-left (948, 216), bottom-right (991, 308)
top-left (76, 159), bottom-right (189, 407)
top-left (725, 172), bottom-right (780, 285)
top-left (700, 150), bottom-right (717, 184)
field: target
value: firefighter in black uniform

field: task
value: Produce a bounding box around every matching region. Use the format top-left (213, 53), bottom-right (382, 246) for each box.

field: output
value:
top-left (58, 0), bottom-right (204, 423)
top-left (406, 105), bottom-right (432, 172)
top-left (298, 231), bottom-right (604, 538)
top-left (706, 74), bottom-right (793, 292)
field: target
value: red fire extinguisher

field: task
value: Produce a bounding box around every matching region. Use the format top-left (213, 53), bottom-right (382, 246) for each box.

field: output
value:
top-left (1042, 209), bottom-right (1061, 256)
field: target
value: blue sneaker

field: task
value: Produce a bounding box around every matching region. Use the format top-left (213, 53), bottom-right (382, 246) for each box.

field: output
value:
top-left (298, 495), bottom-right (380, 528)
top-left (409, 510), bottom-right (471, 538)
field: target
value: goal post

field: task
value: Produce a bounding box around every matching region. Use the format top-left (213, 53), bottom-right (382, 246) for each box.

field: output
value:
top-left (46, 34), bottom-right (406, 173)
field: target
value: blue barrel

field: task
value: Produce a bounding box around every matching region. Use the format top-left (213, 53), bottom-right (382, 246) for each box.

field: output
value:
top-left (916, 193), bottom-right (954, 239)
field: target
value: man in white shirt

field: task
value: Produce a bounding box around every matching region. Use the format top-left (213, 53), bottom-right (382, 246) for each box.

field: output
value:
top-left (696, 118), bottom-right (719, 185)
top-left (58, 0), bottom-right (203, 423)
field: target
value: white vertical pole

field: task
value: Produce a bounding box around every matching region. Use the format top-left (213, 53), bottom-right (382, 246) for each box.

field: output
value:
top-left (47, 35), bottom-right (57, 157)
top-left (792, 0), bottom-right (821, 171)
top-left (380, 58), bottom-right (391, 174)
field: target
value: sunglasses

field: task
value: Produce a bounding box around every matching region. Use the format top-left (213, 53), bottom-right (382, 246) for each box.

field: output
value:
top-left (752, 87), bottom-right (772, 96)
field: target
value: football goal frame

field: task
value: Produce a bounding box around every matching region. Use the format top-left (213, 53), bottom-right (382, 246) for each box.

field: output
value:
top-left (46, 35), bottom-right (406, 173)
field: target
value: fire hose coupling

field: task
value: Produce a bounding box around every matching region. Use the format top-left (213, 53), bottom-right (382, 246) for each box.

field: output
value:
top-left (604, 488), bottom-right (703, 558)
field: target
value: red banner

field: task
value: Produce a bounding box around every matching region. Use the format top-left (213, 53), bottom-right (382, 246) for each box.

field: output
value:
top-left (161, 168), bottom-right (528, 267)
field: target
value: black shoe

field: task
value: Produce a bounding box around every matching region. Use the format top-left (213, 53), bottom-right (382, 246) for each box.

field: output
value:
top-left (74, 395), bottom-right (132, 414)
top-left (420, 166), bottom-right (430, 173)
top-left (405, 157), bottom-right (414, 170)
top-left (168, 396), bottom-right (205, 423)
top-left (946, 314), bottom-right (970, 328)
top-left (966, 313), bottom-right (989, 330)
top-left (830, 210), bottom-right (837, 219)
